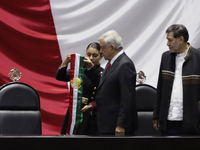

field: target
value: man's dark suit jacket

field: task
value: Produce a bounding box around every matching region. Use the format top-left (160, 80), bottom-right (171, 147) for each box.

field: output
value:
top-left (85, 52), bottom-right (138, 135)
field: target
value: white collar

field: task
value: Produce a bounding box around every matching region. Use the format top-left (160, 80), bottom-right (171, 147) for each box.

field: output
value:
top-left (176, 46), bottom-right (189, 58)
top-left (110, 50), bottom-right (124, 65)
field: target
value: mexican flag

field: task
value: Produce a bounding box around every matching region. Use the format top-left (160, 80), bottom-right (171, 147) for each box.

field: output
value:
top-left (67, 53), bottom-right (84, 135)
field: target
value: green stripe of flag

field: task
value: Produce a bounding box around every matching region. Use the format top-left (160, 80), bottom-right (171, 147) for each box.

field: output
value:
top-left (73, 55), bottom-right (84, 134)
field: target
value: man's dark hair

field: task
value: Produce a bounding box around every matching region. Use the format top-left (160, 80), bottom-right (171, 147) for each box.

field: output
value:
top-left (166, 24), bottom-right (189, 42)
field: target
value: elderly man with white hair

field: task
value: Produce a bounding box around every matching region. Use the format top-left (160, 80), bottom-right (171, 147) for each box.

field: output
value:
top-left (82, 30), bottom-right (138, 136)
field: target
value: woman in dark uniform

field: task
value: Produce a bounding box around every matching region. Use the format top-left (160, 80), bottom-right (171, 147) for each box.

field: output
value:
top-left (56, 42), bottom-right (103, 135)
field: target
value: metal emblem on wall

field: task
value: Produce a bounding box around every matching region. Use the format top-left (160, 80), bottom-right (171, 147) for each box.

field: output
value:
top-left (8, 68), bottom-right (22, 82)
top-left (136, 71), bottom-right (146, 84)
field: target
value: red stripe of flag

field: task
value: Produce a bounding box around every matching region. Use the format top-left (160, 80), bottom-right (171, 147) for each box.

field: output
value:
top-left (66, 53), bottom-right (76, 134)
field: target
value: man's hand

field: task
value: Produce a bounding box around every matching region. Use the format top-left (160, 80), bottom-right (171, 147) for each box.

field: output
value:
top-left (83, 57), bottom-right (94, 69)
top-left (115, 126), bottom-right (125, 137)
top-left (81, 104), bottom-right (93, 112)
top-left (153, 119), bottom-right (160, 130)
